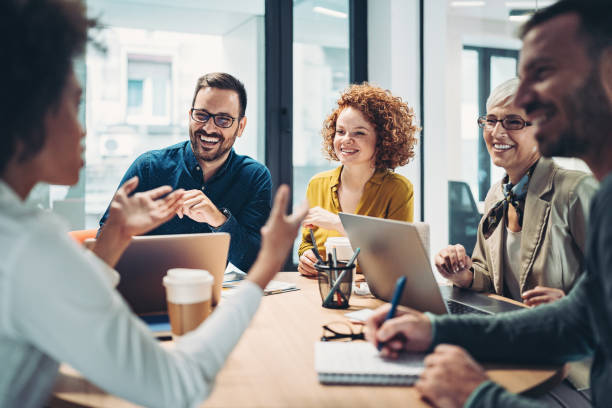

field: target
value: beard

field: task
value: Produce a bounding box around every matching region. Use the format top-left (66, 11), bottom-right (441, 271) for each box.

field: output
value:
top-left (538, 68), bottom-right (612, 158)
top-left (189, 127), bottom-right (238, 163)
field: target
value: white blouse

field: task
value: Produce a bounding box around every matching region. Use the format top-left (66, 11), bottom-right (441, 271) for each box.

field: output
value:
top-left (0, 181), bottom-right (262, 408)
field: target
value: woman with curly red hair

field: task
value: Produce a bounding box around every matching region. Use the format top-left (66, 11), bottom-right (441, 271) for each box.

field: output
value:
top-left (298, 83), bottom-right (420, 276)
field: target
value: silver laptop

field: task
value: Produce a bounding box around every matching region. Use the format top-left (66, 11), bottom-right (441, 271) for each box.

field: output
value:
top-left (339, 213), bottom-right (522, 315)
top-left (86, 233), bottom-right (229, 314)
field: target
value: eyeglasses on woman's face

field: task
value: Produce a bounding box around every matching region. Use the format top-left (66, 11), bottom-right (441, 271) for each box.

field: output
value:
top-left (477, 115), bottom-right (532, 131)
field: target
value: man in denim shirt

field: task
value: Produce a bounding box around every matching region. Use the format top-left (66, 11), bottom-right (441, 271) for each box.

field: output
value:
top-left (100, 73), bottom-right (271, 271)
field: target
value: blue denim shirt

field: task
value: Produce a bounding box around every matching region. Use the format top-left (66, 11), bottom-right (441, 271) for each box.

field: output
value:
top-left (100, 141), bottom-right (272, 271)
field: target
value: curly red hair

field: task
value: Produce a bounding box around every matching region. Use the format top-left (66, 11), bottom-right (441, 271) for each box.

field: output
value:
top-left (322, 83), bottom-right (420, 169)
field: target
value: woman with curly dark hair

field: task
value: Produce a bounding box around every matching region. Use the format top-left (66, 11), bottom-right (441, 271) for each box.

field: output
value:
top-left (298, 83), bottom-right (420, 276)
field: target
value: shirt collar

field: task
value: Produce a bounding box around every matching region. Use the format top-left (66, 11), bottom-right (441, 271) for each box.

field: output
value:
top-left (330, 166), bottom-right (343, 189)
top-left (331, 166), bottom-right (388, 190)
top-left (183, 141), bottom-right (200, 175)
top-left (214, 148), bottom-right (236, 180)
top-left (0, 180), bottom-right (24, 206)
top-left (368, 168), bottom-right (389, 185)
top-left (183, 141), bottom-right (236, 182)
top-left (331, 166), bottom-right (389, 187)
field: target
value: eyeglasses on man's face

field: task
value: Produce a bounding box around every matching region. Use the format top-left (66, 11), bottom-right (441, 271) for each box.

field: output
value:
top-left (190, 108), bottom-right (237, 128)
top-left (320, 322), bottom-right (364, 342)
top-left (477, 115), bottom-right (532, 131)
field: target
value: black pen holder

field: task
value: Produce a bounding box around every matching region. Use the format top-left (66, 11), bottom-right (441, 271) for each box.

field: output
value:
top-left (315, 261), bottom-right (354, 309)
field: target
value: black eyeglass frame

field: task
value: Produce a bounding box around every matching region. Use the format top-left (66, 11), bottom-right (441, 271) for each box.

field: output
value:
top-left (320, 322), bottom-right (365, 342)
top-left (477, 115), bottom-right (532, 131)
top-left (190, 108), bottom-right (238, 129)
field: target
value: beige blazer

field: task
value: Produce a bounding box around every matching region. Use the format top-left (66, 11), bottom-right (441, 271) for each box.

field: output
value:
top-left (470, 158), bottom-right (598, 296)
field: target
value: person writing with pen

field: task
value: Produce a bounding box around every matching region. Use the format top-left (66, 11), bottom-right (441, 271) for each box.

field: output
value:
top-left (366, 1), bottom-right (612, 407)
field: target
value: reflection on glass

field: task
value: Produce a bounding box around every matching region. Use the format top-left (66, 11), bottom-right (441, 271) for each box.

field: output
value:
top-left (489, 55), bottom-right (518, 184)
top-left (460, 49), bottom-right (479, 202)
top-left (292, 0), bottom-right (349, 263)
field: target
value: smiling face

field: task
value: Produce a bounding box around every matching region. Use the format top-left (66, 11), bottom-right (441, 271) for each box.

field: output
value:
top-left (515, 13), bottom-right (611, 159)
top-left (188, 87), bottom-right (246, 164)
top-left (483, 106), bottom-right (540, 177)
top-left (332, 107), bottom-right (377, 167)
top-left (33, 69), bottom-right (85, 186)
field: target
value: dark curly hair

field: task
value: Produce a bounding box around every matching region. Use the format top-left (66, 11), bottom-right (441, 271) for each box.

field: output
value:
top-left (322, 83), bottom-right (420, 170)
top-left (0, 0), bottom-right (98, 174)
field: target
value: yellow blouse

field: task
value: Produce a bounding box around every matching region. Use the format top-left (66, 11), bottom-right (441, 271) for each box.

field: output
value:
top-left (298, 166), bottom-right (414, 259)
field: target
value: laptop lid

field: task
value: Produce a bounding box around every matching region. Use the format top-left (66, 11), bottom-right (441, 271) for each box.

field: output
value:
top-left (339, 213), bottom-right (449, 314)
top-left (339, 213), bottom-right (524, 315)
top-left (86, 233), bottom-right (229, 314)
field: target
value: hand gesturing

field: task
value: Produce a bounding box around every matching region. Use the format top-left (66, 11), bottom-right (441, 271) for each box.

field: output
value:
top-left (107, 176), bottom-right (185, 238)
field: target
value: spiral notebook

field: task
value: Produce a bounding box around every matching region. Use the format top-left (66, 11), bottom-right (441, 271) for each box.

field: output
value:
top-left (314, 342), bottom-right (425, 385)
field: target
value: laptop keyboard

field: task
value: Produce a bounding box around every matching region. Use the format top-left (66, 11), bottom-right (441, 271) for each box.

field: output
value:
top-left (446, 299), bottom-right (490, 315)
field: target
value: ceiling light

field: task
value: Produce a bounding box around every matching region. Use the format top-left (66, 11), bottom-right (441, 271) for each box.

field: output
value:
top-left (450, 1), bottom-right (486, 6)
top-left (313, 6), bottom-right (347, 19)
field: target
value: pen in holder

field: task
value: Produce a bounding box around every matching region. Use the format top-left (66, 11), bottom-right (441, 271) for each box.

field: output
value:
top-left (316, 260), bottom-right (353, 309)
top-left (309, 228), bottom-right (325, 264)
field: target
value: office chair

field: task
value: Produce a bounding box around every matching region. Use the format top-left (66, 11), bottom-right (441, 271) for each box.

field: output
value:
top-left (448, 181), bottom-right (481, 257)
top-left (68, 229), bottom-right (97, 244)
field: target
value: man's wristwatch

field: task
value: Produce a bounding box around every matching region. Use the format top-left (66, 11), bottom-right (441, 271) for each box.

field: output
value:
top-left (212, 207), bottom-right (230, 229)
top-left (220, 207), bottom-right (231, 221)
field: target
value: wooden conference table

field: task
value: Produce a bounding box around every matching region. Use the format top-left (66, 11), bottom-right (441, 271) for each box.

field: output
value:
top-left (51, 272), bottom-right (564, 408)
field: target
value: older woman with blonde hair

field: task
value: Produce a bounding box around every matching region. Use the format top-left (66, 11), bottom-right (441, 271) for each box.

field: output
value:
top-left (298, 83), bottom-right (420, 276)
top-left (435, 78), bottom-right (597, 305)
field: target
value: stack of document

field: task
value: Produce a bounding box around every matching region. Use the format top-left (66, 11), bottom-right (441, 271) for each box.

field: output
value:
top-left (262, 280), bottom-right (299, 296)
top-left (223, 262), bottom-right (299, 296)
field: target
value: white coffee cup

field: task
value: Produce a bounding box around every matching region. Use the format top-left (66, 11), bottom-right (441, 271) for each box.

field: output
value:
top-left (163, 268), bottom-right (213, 338)
top-left (324, 237), bottom-right (354, 262)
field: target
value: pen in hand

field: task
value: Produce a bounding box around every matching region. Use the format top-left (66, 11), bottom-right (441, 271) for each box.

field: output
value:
top-left (309, 228), bottom-right (325, 264)
top-left (378, 276), bottom-right (407, 351)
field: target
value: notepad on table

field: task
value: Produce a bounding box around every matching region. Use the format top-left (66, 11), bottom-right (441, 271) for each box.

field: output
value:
top-left (314, 341), bottom-right (425, 385)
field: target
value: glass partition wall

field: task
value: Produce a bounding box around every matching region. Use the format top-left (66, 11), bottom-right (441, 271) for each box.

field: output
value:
top-left (424, 0), bottom-right (550, 259)
top-left (30, 0), bottom-right (587, 274)
top-left (292, 0), bottom-right (350, 263)
top-left (34, 0), bottom-right (265, 230)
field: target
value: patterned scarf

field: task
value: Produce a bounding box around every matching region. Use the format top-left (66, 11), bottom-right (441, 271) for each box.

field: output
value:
top-left (482, 162), bottom-right (538, 239)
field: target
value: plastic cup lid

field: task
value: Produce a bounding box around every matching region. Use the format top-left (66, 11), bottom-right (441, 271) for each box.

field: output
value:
top-left (163, 268), bottom-right (212, 286)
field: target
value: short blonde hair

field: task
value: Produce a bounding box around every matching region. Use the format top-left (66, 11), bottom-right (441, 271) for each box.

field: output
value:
top-left (486, 78), bottom-right (519, 111)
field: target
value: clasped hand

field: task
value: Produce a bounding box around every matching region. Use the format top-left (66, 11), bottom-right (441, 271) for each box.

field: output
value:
top-left (434, 244), bottom-right (474, 288)
top-left (177, 189), bottom-right (226, 227)
top-left (365, 304), bottom-right (488, 408)
top-left (106, 176), bottom-right (185, 238)
top-left (95, 176), bottom-right (185, 267)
